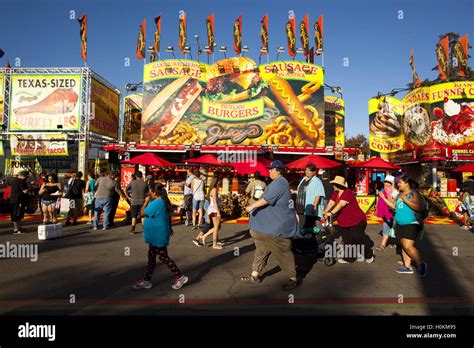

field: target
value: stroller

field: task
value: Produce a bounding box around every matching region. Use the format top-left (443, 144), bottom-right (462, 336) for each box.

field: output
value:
top-left (291, 217), bottom-right (337, 266)
top-left (179, 195), bottom-right (193, 226)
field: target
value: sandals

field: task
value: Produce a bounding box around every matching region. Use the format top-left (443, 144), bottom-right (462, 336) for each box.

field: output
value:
top-left (212, 244), bottom-right (224, 250)
top-left (376, 245), bottom-right (386, 251)
top-left (240, 275), bottom-right (261, 283)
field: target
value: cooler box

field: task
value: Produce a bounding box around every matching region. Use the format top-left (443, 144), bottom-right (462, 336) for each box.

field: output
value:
top-left (38, 223), bottom-right (63, 240)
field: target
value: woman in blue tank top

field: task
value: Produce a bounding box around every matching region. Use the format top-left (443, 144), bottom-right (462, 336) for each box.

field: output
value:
top-left (384, 174), bottom-right (427, 277)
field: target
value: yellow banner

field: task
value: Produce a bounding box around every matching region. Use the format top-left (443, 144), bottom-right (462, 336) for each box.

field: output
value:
top-left (370, 135), bottom-right (404, 153)
top-left (429, 81), bottom-right (474, 103)
top-left (356, 196), bottom-right (376, 214)
top-left (259, 61), bottom-right (323, 81)
top-left (90, 78), bottom-right (120, 138)
top-left (0, 142), bottom-right (3, 157)
top-left (325, 96), bottom-right (345, 148)
top-left (9, 74), bottom-right (82, 131)
top-left (442, 198), bottom-right (463, 217)
top-left (369, 96), bottom-right (404, 153)
top-left (202, 97), bottom-right (264, 122)
top-left (144, 60), bottom-right (206, 82)
top-left (10, 133), bottom-right (68, 156)
top-left (123, 93), bottom-right (142, 143)
top-left (168, 193), bottom-right (184, 207)
top-left (4, 158), bottom-right (42, 177)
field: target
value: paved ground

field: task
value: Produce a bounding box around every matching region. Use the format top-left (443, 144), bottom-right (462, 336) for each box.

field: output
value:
top-left (0, 217), bottom-right (473, 316)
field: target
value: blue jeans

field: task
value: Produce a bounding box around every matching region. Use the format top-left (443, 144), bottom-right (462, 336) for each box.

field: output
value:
top-left (94, 197), bottom-right (111, 228)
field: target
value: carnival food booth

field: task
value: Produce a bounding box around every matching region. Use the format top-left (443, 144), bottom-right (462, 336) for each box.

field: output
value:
top-left (0, 67), bottom-right (121, 177)
top-left (107, 56), bottom-right (364, 220)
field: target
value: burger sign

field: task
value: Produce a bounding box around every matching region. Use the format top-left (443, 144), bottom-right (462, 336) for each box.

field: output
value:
top-left (202, 57), bottom-right (267, 122)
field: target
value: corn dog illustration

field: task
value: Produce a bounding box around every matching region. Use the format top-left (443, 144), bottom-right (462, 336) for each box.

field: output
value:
top-left (268, 76), bottom-right (319, 141)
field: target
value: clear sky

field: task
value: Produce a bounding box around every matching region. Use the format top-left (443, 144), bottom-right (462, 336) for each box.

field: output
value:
top-left (1, 0), bottom-right (473, 138)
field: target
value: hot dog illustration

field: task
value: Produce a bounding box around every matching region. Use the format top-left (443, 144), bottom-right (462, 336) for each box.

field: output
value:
top-left (142, 76), bottom-right (202, 139)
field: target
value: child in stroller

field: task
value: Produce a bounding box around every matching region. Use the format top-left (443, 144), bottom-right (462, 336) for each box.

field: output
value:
top-left (180, 194), bottom-right (193, 226)
top-left (291, 217), bottom-right (337, 266)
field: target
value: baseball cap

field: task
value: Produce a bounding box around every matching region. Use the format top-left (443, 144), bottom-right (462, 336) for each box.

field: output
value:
top-left (146, 174), bottom-right (153, 181)
top-left (267, 160), bottom-right (285, 170)
top-left (384, 175), bottom-right (395, 185)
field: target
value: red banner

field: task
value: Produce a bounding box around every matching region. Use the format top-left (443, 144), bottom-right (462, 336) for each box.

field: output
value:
top-left (77, 14), bottom-right (87, 61)
top-left (436, 35), bottom-right (450, 81)
top-left (233, 15), bottom-right (242, 55)
top-left (260, 14), bottom-right (269, 55)
top-left (150, 15), bottom-right (161, 62)
top-left (178, 11), bottom-right (187, 54)
top-left (120, 166), bottom-right (136, 190)
top-left (206, 12), bottom-right (215, 55)
top-left (286, 17), bottom-right (296, 58)
top-left (314, 15), bottom-right (323, 56)
top-left (135, 18), bottom-right (146, 61)
top-left (299, 14), bottom-right (309, 57)
top-left (454, 34), bottom-right (469, 77)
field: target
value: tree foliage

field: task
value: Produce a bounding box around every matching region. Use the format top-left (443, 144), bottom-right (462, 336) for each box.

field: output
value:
top-left (346, 134), bottom-right (370, 156)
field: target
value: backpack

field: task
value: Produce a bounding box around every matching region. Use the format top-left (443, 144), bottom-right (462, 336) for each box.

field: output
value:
top-left (415, 193), bottom-right (429, 223)
top-left (253, 184), bottom-right (264, 200)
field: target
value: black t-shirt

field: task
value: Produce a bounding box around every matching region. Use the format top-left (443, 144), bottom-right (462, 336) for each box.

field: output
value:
top-left (71, 179), bottom-right (86, 199)
top-left (10, 178), bottom-right (28, 203)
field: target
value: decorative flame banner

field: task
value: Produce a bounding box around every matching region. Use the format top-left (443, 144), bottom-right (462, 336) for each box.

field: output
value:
top-left (206, 12), bottom-right (215, 55)
top-left (151, 15), bottom-right (161, 62)
top-left (314, 15), bottom-right (323, 56)
top-left (436, 35), bottom-right (450, 81)
top-left (454, 34), bottom-right (469, 77)
top-left (77, 14), bottom-right (87, 61)
top-left (135, 18), bottom-right (146, 61)
top-left (178, 11), bottom-right (187, 54)
top-left (409, 49), bottom-right (421, 88)
top-left (299, 14), bottom-right (309, 57)
top-left (233, 15), bottom-right (242, 55)
top-left (286, 17), bottom-right (296, 58)
top-left (260, 14), bottom-right (269, 55)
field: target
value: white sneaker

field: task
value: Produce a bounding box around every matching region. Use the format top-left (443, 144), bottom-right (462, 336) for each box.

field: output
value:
top-left (132, 280), bottom-right (152, 289)
top-left (172, 275), bottom-right (189, 289)
top-left (461, 226), bottom-right (470, 230)
top-left (337, 258), bottom-right (350, 264)
top-left (366, 255), bottom-right (376, 264)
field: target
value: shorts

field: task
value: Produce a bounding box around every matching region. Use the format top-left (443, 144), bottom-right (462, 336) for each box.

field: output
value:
top-left (10, 202), bottom-right (26, 222)
top-left (131, 204), bottom-right (143, 218)
top-left (382, 218), bottom-right (394, 237)
top-left (41, 200), bottom-right (57, 207)
top-left (395, 223), bottom-right (421, 241)
top-left (192, 199), bottom-right (203, 210)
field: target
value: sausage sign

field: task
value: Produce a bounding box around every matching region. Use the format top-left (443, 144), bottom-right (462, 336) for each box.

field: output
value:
top-left (141, 58), bottom-right (325, 147)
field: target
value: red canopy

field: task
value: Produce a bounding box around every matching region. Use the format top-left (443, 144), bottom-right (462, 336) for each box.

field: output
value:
top-left (230, 160), bottom-right (270, 176)
top-left (182, 154), bottom-right (224, 166)
top-left (355, 157), bottom-right (401, 170)
top-left (286, 154), bottom-right (342, 169)
top-left (124, 153), bottom-right (175, 166)
top-left (452, 163), bottom-right (474, 172)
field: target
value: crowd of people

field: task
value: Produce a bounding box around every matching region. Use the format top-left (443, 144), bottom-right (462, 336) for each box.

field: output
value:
top-left (2, 161), bottom-right (438, 291)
